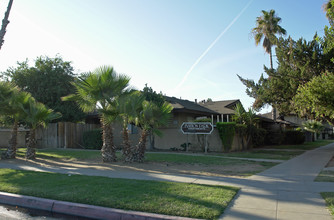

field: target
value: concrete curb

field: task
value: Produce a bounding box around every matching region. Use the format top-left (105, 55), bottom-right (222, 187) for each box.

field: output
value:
top-left (0, 192), bottom-right (201, 220)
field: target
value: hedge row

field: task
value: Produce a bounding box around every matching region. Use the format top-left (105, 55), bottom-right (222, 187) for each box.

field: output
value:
top-left (82, 129), bottom-right (103, 150)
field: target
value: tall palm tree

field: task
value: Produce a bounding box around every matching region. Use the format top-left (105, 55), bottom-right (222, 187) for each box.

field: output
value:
top-left (132, 101), bottom-right (172, 163)
top-left (21, 98), bottom-right (61, 159)
top-left (323, 0), bottom-right (334, 25)
top-left (0, 0), bottom-right (13, 50)
top-left (116, 90), bottom-right (144, 162)
top-left (0, 82), bottom-right (31, 159)
top-left (62, 66), bottom-right (131, 162)
top-left (252, 9), bottom-right (286, 69)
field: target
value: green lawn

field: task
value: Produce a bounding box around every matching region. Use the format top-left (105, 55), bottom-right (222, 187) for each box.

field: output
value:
top-left (266, 140), bottom-right (334, 150)
top-left (315, 170), bottom-right (334, 182)
top-left (32, 148), bottom-right (101, 160)
top-left (321, 192), bottom-right (334, 216)
top-left (2, 139), bottom-right (332, 162)
top-left (219, 150), bottom-right (304, 160)
top-left (0, 169), bottom-right (238, 219)
top-left (0, 148), bottom-right (100, 160)
top-left (3, 148), bottom-right (277, 168)
top-left (144, 152), bottom-right (276, 167)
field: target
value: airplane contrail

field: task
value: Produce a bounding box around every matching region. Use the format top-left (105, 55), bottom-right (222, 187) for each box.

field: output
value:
top-left (174, 0), bottom-right (253, 91)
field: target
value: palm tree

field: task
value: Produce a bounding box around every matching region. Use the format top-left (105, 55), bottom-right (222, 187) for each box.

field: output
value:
top-left (232, 102), bottom-right (246, 124)
top-left (0, 0), bottom-right (13, 50)
top-left (132, 101), bottom-right (172, 162)
top-left (323, 0), bottom-right (334, 25)
top-left (252, 9), bottom-right (286, 69)
top-left (62, 66), bottom-right (131, 162)
top-left (233, 103), bottom-right (258, 150)
top-left (0, 82), bottom-right (31, 159)
top-left (303, 120), bottom-right (324, 141)
top-left (21, 98), bottom-right (61, 159)
top-left (116, 90), bottom-right (144, 162)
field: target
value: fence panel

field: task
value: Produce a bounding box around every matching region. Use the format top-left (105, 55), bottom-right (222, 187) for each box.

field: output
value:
top-left (35, 123), bottom-right (99, 148)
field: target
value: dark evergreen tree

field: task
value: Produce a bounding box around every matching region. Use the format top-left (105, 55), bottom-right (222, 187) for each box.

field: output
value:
top-left (1, 55), bottom-right (86, 122)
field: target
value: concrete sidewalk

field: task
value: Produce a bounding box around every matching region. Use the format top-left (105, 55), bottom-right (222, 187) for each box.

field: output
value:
top-left (0, 143), bottom-right (334, 219)
top-left (221, 143), bottom-right (334, 220)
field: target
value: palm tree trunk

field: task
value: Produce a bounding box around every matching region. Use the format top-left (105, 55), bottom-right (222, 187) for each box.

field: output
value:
top-left (269, 47), bottom-right (273, 69)
top-left (269, 46), bottom-right (278, 122)
top-left (133, 129), bottom-right (148, 163)
top-left (148, 131), bottom-right (155, 150)
top-left (26, 128), bottom-right (37, 160)
top-left (1, 120), bottom-right (18, 159)
top-left (0, 0), bottom-right (13, 50)
top-left (101, 117), bottom-right (117, 162)
top-left (122, 122), bottom-right (132, 162)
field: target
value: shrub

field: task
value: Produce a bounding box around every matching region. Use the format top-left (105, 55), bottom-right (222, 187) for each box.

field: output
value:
top-left (283, 130), bottom-right (305, 145)
top-left (82, 129), bottom-right (103, 150)
top-left (217, 122), bottom-right (236, 152)
top-left (235, 124), bottom-right (247, 136)
top-left (252, 127), bottom-right (267, 147)
top-left (265, 131), bottom-right (285, 145)
top-left (180, 142), bottom-right (191, 151)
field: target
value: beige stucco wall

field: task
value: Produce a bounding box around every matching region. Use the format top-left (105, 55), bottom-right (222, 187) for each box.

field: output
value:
top-left (0, 123), bottom-right (244, 153)
top-left (168, 112), bottom-right (198, 129)
top-left (154, 127), bottom-right (222, 152)
top-left (154, 127), bottom-right (243, 152)
top-left (0, 129), bottom-right (28, 148)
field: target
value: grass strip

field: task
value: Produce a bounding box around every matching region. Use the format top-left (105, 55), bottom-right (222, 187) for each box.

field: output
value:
top-left (267, 140), bottom-right (334, 150)
top-left (315, 170), bottom-right (334, 182)
top-left (144, 153), bottom-right (277, 167)
top-left (5, 148), bottom-right (278, 168)
top-left (321, 192), bottom-right (334, 216)
top-left (0, 169), bottom-right (238, 219)
top-left (219, 150), bottom-right (304, 160)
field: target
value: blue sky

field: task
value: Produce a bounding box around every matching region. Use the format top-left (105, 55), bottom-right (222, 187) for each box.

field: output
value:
top-left (0, 0), bottom-right (329, 112)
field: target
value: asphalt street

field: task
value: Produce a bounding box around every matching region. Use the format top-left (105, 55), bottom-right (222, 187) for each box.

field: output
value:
top-left (0, 204), bottom-right (90, 220)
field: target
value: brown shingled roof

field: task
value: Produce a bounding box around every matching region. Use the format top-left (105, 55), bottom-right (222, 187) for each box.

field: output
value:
top-left (164, 96), bottom-right (219, 115)
top-left (199, 99), bottom-right (241, 114)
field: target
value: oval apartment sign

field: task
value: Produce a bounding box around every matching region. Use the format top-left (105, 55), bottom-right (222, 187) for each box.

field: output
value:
top-left (181, 122), bottom-right (214, 134)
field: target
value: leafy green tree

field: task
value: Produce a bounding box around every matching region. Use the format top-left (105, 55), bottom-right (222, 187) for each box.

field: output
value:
top-left (62, 66), bottom-right (131, 162)
top-left (321, 0), bottom-right (334, 63)
top-left (294, 73), bottom-right (334, 124)
top-left (291, 1), bottom-right (334, 124)
top-left (239, 35), bottom-right (334, 115)
top-left (1, 56), bottom-right (85, 122)
top-left (21, 98), bottom-right (61, 159)
top-left (251, 9), bottom-right (286, 69)
top-left (0, 82), bottom-right (31, 159)
top-left (142, 85), bottom-right (165, 107)
top-left (0, 0), bottom-right (13, 50)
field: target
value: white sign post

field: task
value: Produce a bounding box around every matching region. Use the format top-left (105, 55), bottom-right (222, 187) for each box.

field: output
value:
top-left (180, 122), bottom-right (214, 153)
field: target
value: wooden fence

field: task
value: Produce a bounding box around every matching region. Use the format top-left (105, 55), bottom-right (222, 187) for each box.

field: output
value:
top-left (36, 122), bottom-right (99, 148)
